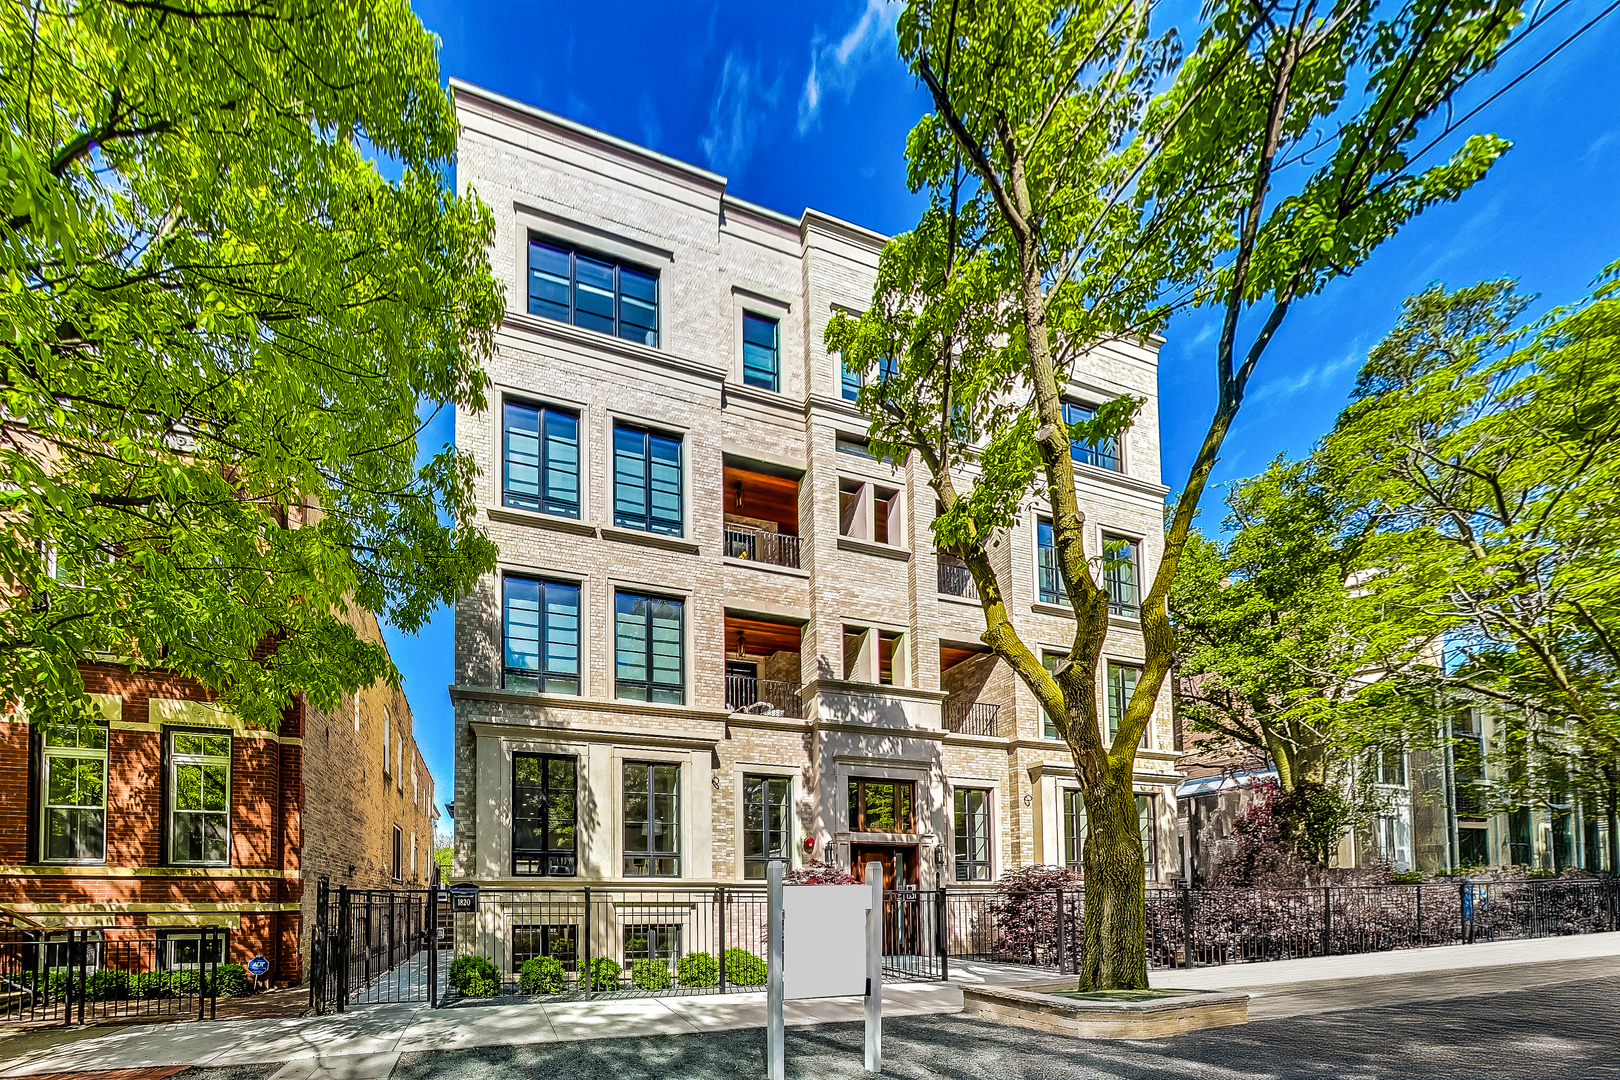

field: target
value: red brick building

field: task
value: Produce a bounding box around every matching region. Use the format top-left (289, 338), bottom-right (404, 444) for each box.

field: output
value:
top-left (0, 610), bottom-right (437, 986)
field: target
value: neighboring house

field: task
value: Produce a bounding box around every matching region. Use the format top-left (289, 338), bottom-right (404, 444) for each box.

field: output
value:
top-left (447, 80), bottom-right (1181, 906)
top-left (0, 606), bottom-right (438, 985)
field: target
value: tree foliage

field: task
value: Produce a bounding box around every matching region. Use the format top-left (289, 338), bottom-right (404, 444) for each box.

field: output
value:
top-left (0, 0), bottom-right (503, 727)
top-left (831, 0), bottom-right (1526, 988)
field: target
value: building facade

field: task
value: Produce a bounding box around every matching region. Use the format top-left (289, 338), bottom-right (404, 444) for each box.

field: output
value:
top-left (0, 609), bottom-right (437, 985)
top-left (448, 81), bottom-right (1181, 902)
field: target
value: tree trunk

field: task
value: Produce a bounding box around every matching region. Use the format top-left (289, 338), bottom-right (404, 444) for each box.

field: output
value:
top-left (1605, 765), bottom-right (1619, 876)
top-left (1078, 758), bottom-right (1148, 990)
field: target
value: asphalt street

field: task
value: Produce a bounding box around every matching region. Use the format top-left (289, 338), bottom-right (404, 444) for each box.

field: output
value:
top-left (182, 971), bottom-right (1620, 1080)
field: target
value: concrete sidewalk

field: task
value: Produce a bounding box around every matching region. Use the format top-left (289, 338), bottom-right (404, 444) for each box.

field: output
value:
top-left (0, 932), bottom-right (1614, 1077)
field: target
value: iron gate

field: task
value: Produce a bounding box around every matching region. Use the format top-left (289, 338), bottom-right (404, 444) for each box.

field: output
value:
top-left (879, 888), bottom-right (948, 982)
top-left (311, 878), bottom-right (440, 1013)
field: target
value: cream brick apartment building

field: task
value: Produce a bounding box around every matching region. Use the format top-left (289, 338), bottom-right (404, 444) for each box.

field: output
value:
top-left (447, 80), bottom-right (1181, 899)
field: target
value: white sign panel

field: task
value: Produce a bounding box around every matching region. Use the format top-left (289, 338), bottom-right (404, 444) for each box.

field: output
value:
top-left (782, 883), bottom-right (871, 1000)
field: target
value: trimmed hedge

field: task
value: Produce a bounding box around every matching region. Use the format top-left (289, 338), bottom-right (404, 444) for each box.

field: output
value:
top-left (675, 951), bottom-right (718, 988)
top-left (587, 956), bottom-right (621, 991)
top-left (629, 958), bottom-right (671, 991)
top-left (41, 963), bottom-right (253, 1002)
top-left (722, 948), bottom-right (767, 987)
top-left (448, 954), bottom-right (500, 996)
top-left (518, 956), bottom-right (567, 994)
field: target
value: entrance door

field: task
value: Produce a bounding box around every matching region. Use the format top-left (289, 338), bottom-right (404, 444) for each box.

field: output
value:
top-left (850, 844), bottom-right (921, 957)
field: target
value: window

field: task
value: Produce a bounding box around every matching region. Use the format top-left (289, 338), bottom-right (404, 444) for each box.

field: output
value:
top-left (841, 357), bottom-right (862, 400)
top-left (397, 737), bottom-right (404, 792)
top-left (614, 593), bottom-right (685, 704)
top-left (503, 401), bottom-right (580, 517)
top-left (503, 576), bottom-right (581, 695)
top-left (1102, 535), bottom-right (1139, 617)
top-left (742, 313), bottom-right (780, 391)
top-left (513, 924), bottom-right (577, 972)
top-left (1062, 400), bottom-right (1121, 471)
top-left (742, 775), bottom-right (791, 879)
top-left (954, 788), bottom-right (992, 882)
top-left (1453, 709), bottom-right (1486, 818)
top-left (1064, 789), bottom-right (1087, 868)
top-left (40, 721), bottom-right (107, 863)
top-left (1041, 652), bottom-right (1063, 740)
top-left (382, 708), bottom-right (390, 776)
top-left (1138, 794), bottom-right (1158, 881)
top-left (514, 753), bottom-right (577, 876)
top-left (391, 825), bottom-right (402, 882)
top-left (158, 929), bottom-right (227, 971)
top-left (623, 762), bottom-right (680, 876)
top-left (1107, 663), bottom-right (1143, 747)
top-left (837, 477), bottom-right (901, 543)
top-left (612, 423), bottom-right (683, 536)
top-left (624, 925), bottom-right (681, 976)
top-left (528, 239), bottom-right (658, 346)
top-left (169, 732), bottom-right (230, 865)
top-left (1374, 748), bottom-right (1408, 787)
top-left (1036, 520), bottom-right (1067, 605)
top-left (847, 778), bottom-right (914, 833)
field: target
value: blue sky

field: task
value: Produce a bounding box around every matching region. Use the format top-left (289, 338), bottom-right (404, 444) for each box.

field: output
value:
top-left (389, 0), bottom-right (1620, 823)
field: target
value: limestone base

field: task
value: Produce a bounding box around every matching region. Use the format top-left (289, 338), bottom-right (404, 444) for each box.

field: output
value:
top-left (960, 980), bottom-right (1249, 1039)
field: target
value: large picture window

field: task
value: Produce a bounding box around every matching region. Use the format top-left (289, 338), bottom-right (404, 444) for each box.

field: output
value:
top-left (623, 762), bottom-right (680, 877)
top-left (503, 401), bottom-right (580, 517)
top-left (514, 753), bottom-right (577, 876)
top-left (742, 313), bottom-right (780, 391)
top-left (513, 924), bottom-right (577, 972)
top-left (614, 593), bottom-right (684, 704)
top-left (40, 722), bottom-right (108, 864)
top-left (847, 778), bottom-right (914, 833)
top-left (1036, 519), bottom-right (1067, 605)
top-left (742, 775), bottom-right (791, 879)
top-left (1062, 400), bottom-right (1121, 471)
top-left (168, 732), bottom-right (230, 866)
top-left (528, 239), bottom-right (659, 346)
top-left (503, 576), bottom-right (581, 695)
top-left (1106, 663), bottom-right (1143, 747)
top-left (1102, 535), bottom-right (1139, 617)
top-left (954, 788), bottom-right (992, 882)
top-left (612, 423), bottom-right (683, 536)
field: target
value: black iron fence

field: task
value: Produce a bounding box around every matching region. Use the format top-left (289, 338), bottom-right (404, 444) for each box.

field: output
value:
top-left (937, 558), bottom-right (978, 599)
top-left (442, 886), bottom-right (773, 1004)
top-left (724, 676), bottom-right (804, 719)
top-left (946, 876), bottom-right (1620, 972)
top-left (311, 880), bottom-right (439, 1014)
top-left (943, 700), bottom-right (1001, 737)
top-left (0, 927), bottom-right (226, 1026)
top-left (724, 527), bottom-right (802, 569)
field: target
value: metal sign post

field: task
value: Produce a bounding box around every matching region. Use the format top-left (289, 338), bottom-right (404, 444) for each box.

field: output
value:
top-left (864, 861), bottom-right (881, 1074)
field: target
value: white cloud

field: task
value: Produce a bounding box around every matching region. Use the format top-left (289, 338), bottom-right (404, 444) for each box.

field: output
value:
top-left (798, 0), bottom-right (900, 134)
top-left (700, 47), bottom-right (782, 177)
top-left (637, 93), bottom-right (663, 150)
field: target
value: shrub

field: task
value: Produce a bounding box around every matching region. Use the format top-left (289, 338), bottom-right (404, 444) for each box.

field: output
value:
top-left (84, 969), bottom-right (128, 1001)
top-left (213, 963), bottom-right (251, 997)
top-left (722, 947), bottom-right (767, 987)
top-left (1389, 870), bottom-right (1427, 885)
top-left (988, 864), bottom-right (1083, 966)
top-left (448, 954), bottom-right (500, 996)
top-left (128, 971), bottom-right (168, 999)
top-left (166, 969), bottom-right (202, 996)
top-left (785, 859), bottom-right (862, 885)
top-left (630, 958), bottom-right (672, 991)
top-left (587, 956), bottom-right (621, 991)
top-left (675, 951), bottom-right (718, 988)
top-left (518, 956), bottom-right (566, 994)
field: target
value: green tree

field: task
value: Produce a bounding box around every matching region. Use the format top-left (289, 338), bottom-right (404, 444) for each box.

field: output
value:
top-left (0, 0), bottom-right (502, 729)
top-left (831, 0), bottom-right (1524, 988)
top-left (1323, 277), bottom-right (1620, 871)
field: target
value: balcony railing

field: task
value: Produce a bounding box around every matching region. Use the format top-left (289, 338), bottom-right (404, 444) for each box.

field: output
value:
top-left (725, 675), bottom-right (804, 719)
top-left (724, 526), bottom-right (802, 569)
top-left (944, 700), bottom-right (1001, 737)
top-left (937, 557), bottom-right (978, 600)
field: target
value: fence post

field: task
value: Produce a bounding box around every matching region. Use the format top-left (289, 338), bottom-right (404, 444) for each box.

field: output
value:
top-left (1054, 889), bottom-right (1066, 974)
top-left (336, 885), bottom-right (350, 1012)
top-left (76, 927), bottom-right (88, 1026)
top-left (582, 886), bottom-right (592, 999)
top-left (1180, 883), bottom-right (1195, 969)
top-left (428, 886), bottom-right (440, 1009)
top-left (936, 887), bottom-right (948, 983)
top-left (61, 931), bottom-right (74, 1028)
top-left (718, 885), bottom-right (727, 990)
top-left (1415, 886), bottom-right (1423, 946)
top-left (1320, 887), bottom-right (1332, 956)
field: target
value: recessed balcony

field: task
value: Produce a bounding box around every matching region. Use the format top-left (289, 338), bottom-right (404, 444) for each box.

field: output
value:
top-left (723, 460), bottom-right (802, 569)
top-left (724, 613), bottom-right (804, 719)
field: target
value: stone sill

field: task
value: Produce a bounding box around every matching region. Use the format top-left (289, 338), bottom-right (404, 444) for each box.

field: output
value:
top-left (722, 556), bottom-right (809, 579)
top-left (487, 506), bottom-right (598, 537)
top-left (836, 536), bottom-right (912, 561)
top-left (600, 525), bottom-right (701, 555)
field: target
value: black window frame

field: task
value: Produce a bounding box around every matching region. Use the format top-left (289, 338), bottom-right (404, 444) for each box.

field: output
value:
top-left (847, 777), bottom-right (915, 833)
top-left (612, 422), bottom-right (684, 537)
top-left (840, 356), bottom-right (862, 400)
top-left (165, 728), bottom-right (232, 868)
top-left (1036, 518), bottom-right (1067, 606)
top-left (623, 761), bottom-right (681, 877)
top-left (502, 575), bottom-right (582, 695)
top-left (613, 591), bottom-right (685, 704)
top-left (742, 774), bottom-right (792, 880)
top-left (1064, 788), bottom-right (1088, 869)
top-left (742, 312), bottom-right (780, 392)
top-left (513, 752), bottom-right (578, 877)
top-left (1138, 794), bottom-right (1158, 881)
top-left (513, 923), bottom-right (578, 972)
top-left (502, 399), bottom-right (581, 518)
top-left (1106, 662), bottom-right (1144, 748)
top-left (391, 825), bottom-right (402, 882)
top-left (1041, 652), bottom-right (1063, 740)
top-left (953, 787), bottom-right (992, 882)
top-left (1102, 534), bottom-right (1140, 617)
top-left (1062, 399), bottom-right (1122, 472)
top-left (527, 237), bottom-right (659, 347)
